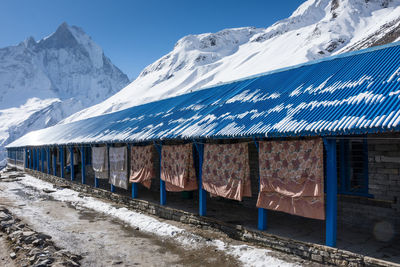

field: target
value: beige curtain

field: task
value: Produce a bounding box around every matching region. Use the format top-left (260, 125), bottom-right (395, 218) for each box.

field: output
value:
top-left (92, 146), bottom-right (108, 179)
top-left (129, 145), bottom-right (154, 189)
top-left (161, 144), bottom-right (197, 192)
top-left (202, 143), bottom-right (251, 201)
top-left (109, 146), bottom-right (128, 190)
top-left (256, 138), bottom-right (325, 220)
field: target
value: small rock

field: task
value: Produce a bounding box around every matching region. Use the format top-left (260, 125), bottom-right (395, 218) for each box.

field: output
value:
top-left (42, 188), bottom-right (56, 194)
top-left (64, 259), bottom-right (80, 267)
top-left (22, 231), bottom-right (35, 237)
top-left (0, 211), bottom-right (11, 220)
top-left (29, 255), bottom-right (37, 263)
top-left (9, 252), bottom-right (16, 259)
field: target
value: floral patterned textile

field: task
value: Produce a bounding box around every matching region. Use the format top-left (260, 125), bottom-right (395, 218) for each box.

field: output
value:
top-left (92, 146), bottom-right (108, 179)
top-left (202, 143), bottom-right (251, 201)
top-left (109, 146), bottom-right (128, 190)
top-left (161, 144), bottom-right (197, 192)
top-left (256, 138), bottom-right (325, 220)
top-left (129, 145), bottom-right (154, 189)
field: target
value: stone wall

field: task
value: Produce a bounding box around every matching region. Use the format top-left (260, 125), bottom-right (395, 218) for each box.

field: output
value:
top-left (337, 134), bottom-right (400, 236)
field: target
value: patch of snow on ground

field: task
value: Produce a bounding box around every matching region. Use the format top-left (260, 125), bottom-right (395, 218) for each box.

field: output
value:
top-left (19, 174), bottom-right (299, 267)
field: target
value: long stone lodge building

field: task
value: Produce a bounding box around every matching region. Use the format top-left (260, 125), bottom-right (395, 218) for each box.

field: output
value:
top-left (6, 42), bottom-right (400, 265)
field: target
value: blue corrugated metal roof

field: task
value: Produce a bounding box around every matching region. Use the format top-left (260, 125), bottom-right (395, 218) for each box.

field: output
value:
top-left (7, 42), bottom-right (400, 148)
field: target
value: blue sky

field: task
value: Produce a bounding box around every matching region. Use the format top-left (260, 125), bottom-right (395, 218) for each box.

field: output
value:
top-left (1, 0), bottom-right (305, 80)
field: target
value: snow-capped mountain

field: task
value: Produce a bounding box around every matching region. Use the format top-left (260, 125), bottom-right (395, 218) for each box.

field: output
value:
top-left (0, 22), bottom-right (129, 159)
top-left (63, 0), bottom-right (400, 123)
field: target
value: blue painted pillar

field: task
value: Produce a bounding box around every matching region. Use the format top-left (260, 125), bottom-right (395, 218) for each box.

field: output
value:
top-left (324, 138), bottom-right (337, 247)
top-left (46, 147), bottom-right (51, 174)
top-left (81, 145), bottom-right (86, 184)
top-left (31, 149), bottom-right (34, 169)
top-left (14, 148), bottom-right (17, 166)
top-left (155, 144), bottom-right (166, 205)
top-left (255, 141), bottom-right (267, 230)
top-left (52, 148), bottom-right (57, 176)
top-left (41, 147), bottom-right (45, 172)
top-left (29, 149), bottom-right (33, 169)
top-left (93, 146), bottom-right (99, 188)
top-left (24, 148), bottom-right (28, 168)
top-left (36, 148), bottom-right (39, 171)
top-left (130, 144), bottom-right (138, 199)
top-left (108, 144), bottom-right (115, 192)
top-left (60, 146), bottom-right (65, 178)
top-left (24, 148), bottom-right (27, 168)
top-left (69, 146), bottom-right (75, 181)
top-left (195, 143), bottom-right (206, 216)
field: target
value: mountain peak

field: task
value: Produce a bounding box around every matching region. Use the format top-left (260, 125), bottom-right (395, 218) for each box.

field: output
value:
top-left (23, 36), bottom-right (37, 48)
top-left (38, 22), bottom-right (79, 49)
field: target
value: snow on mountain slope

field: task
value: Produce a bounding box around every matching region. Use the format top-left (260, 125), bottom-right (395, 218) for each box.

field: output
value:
top-left (63, 0), bottom-right (400, 123)
top-left (0, 22), bottom-right (129, 159)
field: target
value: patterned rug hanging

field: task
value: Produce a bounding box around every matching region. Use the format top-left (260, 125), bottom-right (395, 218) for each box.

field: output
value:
top-left (129, 145), bottom-right (155, 189)
top-left (202, 143), bottom-right (251, 201)
top-left (256, 138), bottom-right (325, 220)
top-left (109, 146), bottom-right (128, 190)
top-left (92, 146), bottom-right (108, 179)
top-left (161, 144), bottom-right (197, 192)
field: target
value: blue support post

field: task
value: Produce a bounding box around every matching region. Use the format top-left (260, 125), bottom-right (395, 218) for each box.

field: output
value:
top-left (52, 148), bottom-right (57, 176)
top-left (93, 145), bottom-right (99, 188)
top-left (324, 138), bottom-right (338, 247)
top-left (46, 147), bottom-right (51, 174)
top-left (254, 141), bottom-right (267, 230)
top-left (14, 148), bottom-right (17, 166)
top-left (29, 149), bottom-right (32, 169)
top-left (24, 148), bottom-right (28, 168)
top-left (41, 147), bottom-right (45, 172)
top-left (60, 146), bottom-right (65, 178)
top-left (194, 143), bottom-right (206, 216)
top-left (32, 149), bottom-right (35, 170)
top-left (81, 145), bottom-right (86, 184)
top-left (69, 146), bottom-right (74, 181)
top-left (155, 143), bottom-right (166, 205)
top-left (36, 148), bottom-right (39, 171)
top-left (130, 144), bottom-right (138, 199)
top-left (107, 144), bottom-right (115, 192)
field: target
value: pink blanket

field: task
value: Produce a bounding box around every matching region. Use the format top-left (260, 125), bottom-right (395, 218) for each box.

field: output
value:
top-left (256, 138), bottom-right (325, 220)
top-left (129, 145), bottom-right (154, 189)
top-left (161, 144), bottom-right (197, 192)
top-left (202, 143), bottom-right (251, 201)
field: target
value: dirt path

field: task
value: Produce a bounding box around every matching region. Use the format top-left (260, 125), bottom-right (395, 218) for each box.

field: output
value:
top-left (0, 170), bottom-right (315, 267)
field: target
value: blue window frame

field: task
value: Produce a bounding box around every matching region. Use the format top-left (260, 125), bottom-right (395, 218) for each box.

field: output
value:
top-left (338, 138), bottom-right (373, 198)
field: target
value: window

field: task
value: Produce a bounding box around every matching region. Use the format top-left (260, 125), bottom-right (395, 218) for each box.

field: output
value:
top-left (338, 138), bottom-right (372, 197)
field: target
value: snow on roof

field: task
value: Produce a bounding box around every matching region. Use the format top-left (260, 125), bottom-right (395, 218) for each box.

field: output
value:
top-left (7, 42), bottom-right (400, 148)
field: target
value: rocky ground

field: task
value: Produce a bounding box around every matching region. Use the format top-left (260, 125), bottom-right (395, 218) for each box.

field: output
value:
top-left (0, 206), bottom-right (82, 266)
top-left (0, 167), bottom-right (319, 267)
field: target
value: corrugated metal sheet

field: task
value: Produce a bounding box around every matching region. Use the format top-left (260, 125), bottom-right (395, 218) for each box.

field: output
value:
top-left (7, 42), bottom-right (400, 148)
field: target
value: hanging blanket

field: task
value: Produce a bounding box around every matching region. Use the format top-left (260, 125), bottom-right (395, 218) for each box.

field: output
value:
top-left (129, 145), bottom-right (154, 189)
top-left (161, 144), bottom-right (197, 192)
top-left (66, 148), bottom-right (79, 166)
top-left (109, 146), bottom-right (128, 190)
top-left (256, 138), bottom-right (325, 220)
top-left (92, 146), bottom-right (109, 179)
top-left (202, 143), bottom-right (251, 201)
